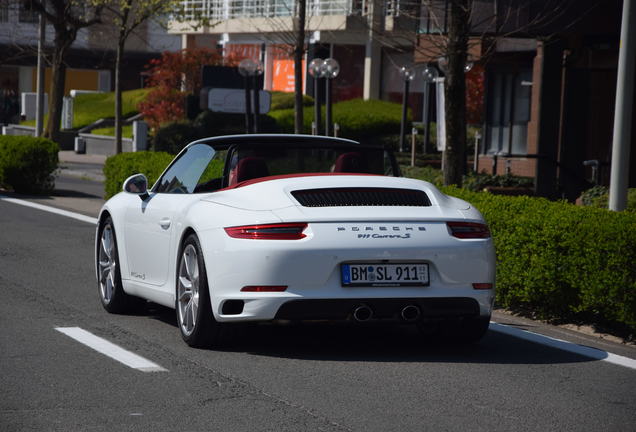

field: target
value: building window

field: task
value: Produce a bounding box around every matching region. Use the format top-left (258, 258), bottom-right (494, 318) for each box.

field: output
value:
top-left (485, 67), bottom-right (532, 155)
top-left (419, 0), bottom-right (448, 34)
top-left (0, 3), bottom-right (9, 22)
top-left (19, 1), bottom-right (38, 23)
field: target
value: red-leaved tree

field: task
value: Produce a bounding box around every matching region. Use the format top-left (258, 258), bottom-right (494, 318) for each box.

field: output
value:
top-left (139, 48), bottom-right (225, 129)
top-left (465, 64), bottom-right (485, 125)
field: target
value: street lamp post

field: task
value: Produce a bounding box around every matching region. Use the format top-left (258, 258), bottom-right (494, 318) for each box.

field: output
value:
top-left (238, 59), bottom-right (259, 134)
top-left (252, 60), bottom-right (264, 133)
top-left (399, 66), bottom-right (415, 153)
top-left (308, 58), bottom-right (325, 135)
top-left (323, 58), bottom-right (340, 136)
top-left (422, 66), bottom-right (439, 154)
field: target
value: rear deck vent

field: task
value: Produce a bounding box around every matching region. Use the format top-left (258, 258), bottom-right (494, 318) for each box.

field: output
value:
top-left (291, 188), bottom-right (431, 207)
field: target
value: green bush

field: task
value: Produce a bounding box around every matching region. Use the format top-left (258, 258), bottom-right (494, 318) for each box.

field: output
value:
top-left (462, 171), bottom-right (534, 192)
top-left (580, 186), bottom-right (636, 212)
top-left (103, 151), bottom-right (174, 199)
top-left (153, 111), bottom-right (280, 155)
top-left (441, 187), bottom-right (636, 336)
top-left (152, 121), bottom-right (201, 154)
top-left (269, 98), bottom-right (407, 142)
top-left (270, 91), bottom-right (314, 111)
top-left (0, 136), bottom-right (58, 194)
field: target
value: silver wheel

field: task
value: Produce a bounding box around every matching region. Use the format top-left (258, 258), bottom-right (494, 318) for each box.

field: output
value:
top-left (98, 225), bottom-right (117, 304)
top-left (177, 244), bottom-right (200, 337)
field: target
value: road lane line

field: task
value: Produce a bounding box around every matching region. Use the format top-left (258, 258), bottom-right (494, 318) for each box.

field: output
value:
top-left (0, 195), bottom-right (98, 225)
top-left (55, 327), bottom-right (167, 372)
top-left (490, 322), bottom-right (636, 370)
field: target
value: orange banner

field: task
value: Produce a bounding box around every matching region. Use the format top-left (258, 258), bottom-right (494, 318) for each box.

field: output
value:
top-left (272, 59), bottom-right (305, 92)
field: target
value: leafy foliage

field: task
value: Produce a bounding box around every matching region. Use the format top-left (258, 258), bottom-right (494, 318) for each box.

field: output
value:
top-left (138, 48), bottom-right (225, 129)
top-left (269, 98), bottom-right (406, 141)
top-left (462, 171), bottom-right (534, 192)
top-left (270, 91), bottom-right (314, 111)
top-left (443, 187), bottom-right (636, 336)
top-left (0, 136), bottom-right (58, 194)
top-left (103, 151), bottom-right (174, 199)
top-left (580, 186), bottom-right (636, 212)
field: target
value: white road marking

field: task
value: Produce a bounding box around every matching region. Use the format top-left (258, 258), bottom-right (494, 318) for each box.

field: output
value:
top-left (490, 322), bottom-right (636, 370)
top-left (0, 195), bottom-right (98, 225)
top-left (56, 327), bottom-right (167, 372)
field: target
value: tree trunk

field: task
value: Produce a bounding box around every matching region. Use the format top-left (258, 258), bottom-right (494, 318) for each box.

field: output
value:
top-left (293, 0), bottom-right (306, 134)
top-left (115, 36), bottom-right (124, 154)
top-left (443, 0), bottom-right (470, 186)
top-left (45, 40), bottom-right (70, 143)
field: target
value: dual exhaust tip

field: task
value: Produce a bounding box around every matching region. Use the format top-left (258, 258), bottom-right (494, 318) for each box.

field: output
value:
top-left (352, 304), bottom-right (421, 322)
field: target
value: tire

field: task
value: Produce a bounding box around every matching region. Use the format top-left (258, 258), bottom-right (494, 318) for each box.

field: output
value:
top-left (176, 233), bottom-right (220, 348)
top-left (97, 217), bottom-right (145, 313)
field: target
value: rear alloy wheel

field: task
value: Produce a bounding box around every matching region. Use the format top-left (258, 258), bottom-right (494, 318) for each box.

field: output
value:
top-left (176, 234), bottom-right (219, 347)
top-left (97, 217), bottom-right (144, 313)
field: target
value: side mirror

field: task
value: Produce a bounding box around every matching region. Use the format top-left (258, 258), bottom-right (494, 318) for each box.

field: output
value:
top-left (123, 174), bottom-right (149, 200)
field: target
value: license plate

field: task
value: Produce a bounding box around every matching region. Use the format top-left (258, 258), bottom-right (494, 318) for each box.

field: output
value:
top-left (341, 263), bottom-right (429, 287)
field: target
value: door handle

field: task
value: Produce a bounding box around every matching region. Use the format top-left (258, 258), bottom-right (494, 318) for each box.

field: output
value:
top-left (159, 218), bottom-right (171, 229)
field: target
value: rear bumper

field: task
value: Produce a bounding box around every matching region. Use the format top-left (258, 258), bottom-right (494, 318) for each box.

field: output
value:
top-left (274, 297), bottom-right (480, 321)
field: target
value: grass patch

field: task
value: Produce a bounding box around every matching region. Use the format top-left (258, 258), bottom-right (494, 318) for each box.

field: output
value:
top-left (21, 88), bottom-right (151, 129)
top-left (91, 125), bottom-right (133, 138)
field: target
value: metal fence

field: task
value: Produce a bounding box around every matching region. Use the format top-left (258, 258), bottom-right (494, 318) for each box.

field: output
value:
top-left (180, 0), bottom-right (405, 21)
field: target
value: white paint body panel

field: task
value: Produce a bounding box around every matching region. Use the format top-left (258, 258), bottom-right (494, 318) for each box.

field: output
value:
top-left (97, 174), bottom-right (495, 322)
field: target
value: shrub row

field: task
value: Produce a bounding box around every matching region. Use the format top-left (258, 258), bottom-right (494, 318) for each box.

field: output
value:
top-left (0, 135), bottom-right (58, 194)
top-left (441, 187), bottom-right (636, 336)
top-left (103, 151), bottom-right (174, 199)
top-left (153, 98), bottom-right (407, 154)
top-left (269, 98), bottom-right (407, 142)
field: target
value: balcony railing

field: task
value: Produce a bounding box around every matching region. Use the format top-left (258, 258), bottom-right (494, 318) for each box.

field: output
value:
top-left (180, 0), bottom-right (405, 21)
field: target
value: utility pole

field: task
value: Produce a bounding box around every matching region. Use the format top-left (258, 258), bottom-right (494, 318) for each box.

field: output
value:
top-left (609, 0), bottom-right (635, 211)
top-left (35, 12), bottom-right (46, 137)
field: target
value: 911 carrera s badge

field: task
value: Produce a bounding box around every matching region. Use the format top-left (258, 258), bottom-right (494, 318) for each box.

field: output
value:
top-left (357, 233), bottom-right (411, 239)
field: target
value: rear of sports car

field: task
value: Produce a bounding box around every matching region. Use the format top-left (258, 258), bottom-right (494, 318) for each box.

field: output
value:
top-left (197, 175), bottom-right (495, 337)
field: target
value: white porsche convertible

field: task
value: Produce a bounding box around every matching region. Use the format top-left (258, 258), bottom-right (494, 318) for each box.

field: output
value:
top-left (96, 134), bottom-right (495, 347)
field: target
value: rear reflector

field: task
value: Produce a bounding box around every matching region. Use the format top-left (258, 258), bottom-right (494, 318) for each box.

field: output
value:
top-left (241, 286), bottom-right (288, 292)
top-left (472, 283), bottom-right (494, 290)
top-left (225, 223), bottom-right (308, 240)
top-left (447, 222), bottom-right (491, 239)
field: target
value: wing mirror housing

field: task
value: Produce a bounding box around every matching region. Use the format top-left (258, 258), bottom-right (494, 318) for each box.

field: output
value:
top-left (123, 174), bottom-right (149, 201)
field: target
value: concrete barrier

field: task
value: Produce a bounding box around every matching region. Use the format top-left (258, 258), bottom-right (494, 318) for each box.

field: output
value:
top-left (78, 133), bottom-right (133, 155)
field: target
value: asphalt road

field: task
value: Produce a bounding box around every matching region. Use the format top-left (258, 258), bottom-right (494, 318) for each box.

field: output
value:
top-left (1, 199), bottom-right (635, 432)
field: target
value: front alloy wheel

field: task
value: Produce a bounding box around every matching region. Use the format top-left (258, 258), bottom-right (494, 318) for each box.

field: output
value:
top-left (97, 217), bottom-right (144, 313)
top-left (176, 234), bottom-right (218, 347)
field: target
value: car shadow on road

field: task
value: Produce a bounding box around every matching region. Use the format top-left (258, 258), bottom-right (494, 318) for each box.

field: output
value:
top-left (144, 303), bottom-right (604, 366)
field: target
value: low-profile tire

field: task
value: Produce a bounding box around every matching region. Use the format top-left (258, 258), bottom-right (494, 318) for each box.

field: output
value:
top-left (97, 217), bottom-right (145, 313)
top-left (176, 233), bottom-right (220, 348)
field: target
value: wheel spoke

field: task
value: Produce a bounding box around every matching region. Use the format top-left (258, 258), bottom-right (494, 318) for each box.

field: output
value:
top-left (101, 229), bottom-right (112, 261)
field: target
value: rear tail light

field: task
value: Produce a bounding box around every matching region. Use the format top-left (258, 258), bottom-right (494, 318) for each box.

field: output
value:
top-left (241, 286), bottom-right (287, 292)
top-left (224, 223), bottom-right (308, 240)
top-left (447, 221), bottom-right (491, 239)
top-left (472, 283), bottom-right (494, 290)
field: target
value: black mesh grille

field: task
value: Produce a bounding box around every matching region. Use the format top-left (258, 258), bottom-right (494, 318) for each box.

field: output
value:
top-left (291, 188), bottom-right (431, 207)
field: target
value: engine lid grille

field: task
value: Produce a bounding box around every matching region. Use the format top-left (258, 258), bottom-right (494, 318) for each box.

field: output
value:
top-left (291, 187), bottom-right (431, 207)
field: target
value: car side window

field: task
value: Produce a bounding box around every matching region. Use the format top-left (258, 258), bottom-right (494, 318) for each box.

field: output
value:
top-left (155, 144), bottom-right (216, 194)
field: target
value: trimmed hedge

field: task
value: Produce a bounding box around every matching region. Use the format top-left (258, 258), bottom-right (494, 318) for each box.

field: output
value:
top-left (441, 187), bottom-right (636, 336)
top-left (103, 151), bottom-right (174, 199)
top-left (153, 111), bottom-right (279, 154)
top-left (0, 135), bottom-right (58, 194)
top-left (269, 98), bottom-right (408, 142)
